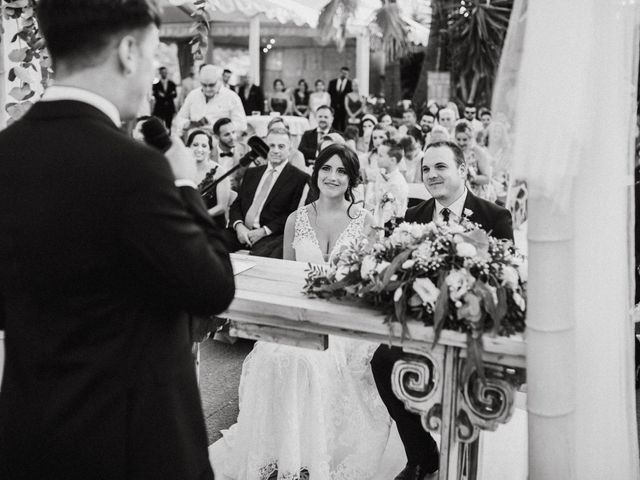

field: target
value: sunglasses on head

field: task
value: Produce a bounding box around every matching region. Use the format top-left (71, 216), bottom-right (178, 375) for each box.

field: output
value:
top-left (201, 83), bottom-right (217, 88)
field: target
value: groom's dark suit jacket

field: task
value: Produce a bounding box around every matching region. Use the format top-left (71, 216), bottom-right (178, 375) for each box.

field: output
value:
top-left (371, 190), bottom-right (513, 472)
top-left (0, 100), bottom-right (235, 480)
top-left (405, 191), bottom-right (514, 241)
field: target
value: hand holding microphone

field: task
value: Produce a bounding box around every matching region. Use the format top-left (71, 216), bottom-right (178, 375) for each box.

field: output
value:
top-left (141, 116), bottom-right (197, 183)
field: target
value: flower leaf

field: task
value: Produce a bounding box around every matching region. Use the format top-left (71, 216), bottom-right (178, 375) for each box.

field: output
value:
top-left (432, 274), bottom-right (449, 347)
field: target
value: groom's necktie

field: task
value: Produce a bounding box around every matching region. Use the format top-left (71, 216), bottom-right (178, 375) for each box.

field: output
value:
top-left (245, 168), bottom-right (276, 228)
top-left (441, 207), bottom-right (451, 223)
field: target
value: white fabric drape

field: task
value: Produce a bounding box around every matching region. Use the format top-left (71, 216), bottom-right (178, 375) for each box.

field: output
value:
top-left (492, 0), bottom-right (640, 478)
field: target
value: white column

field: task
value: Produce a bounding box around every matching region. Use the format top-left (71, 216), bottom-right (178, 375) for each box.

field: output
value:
top-left (249, 15), bottom-right (261, 86)
top-left (356, 30), bottom-right (370, 97)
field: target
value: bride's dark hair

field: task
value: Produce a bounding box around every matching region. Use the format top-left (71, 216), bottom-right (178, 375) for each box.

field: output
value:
top-left (310, 144), bottom-right (362, 218)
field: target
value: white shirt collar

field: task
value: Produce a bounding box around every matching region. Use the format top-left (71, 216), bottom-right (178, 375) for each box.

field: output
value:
top-left (41, 85), bottom-right (121, 127)
top-left (435, 188), bottom-right (468, 221)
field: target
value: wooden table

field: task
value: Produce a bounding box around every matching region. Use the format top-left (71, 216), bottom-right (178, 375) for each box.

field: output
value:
top-left (226, 254), bottom-right (526, 480)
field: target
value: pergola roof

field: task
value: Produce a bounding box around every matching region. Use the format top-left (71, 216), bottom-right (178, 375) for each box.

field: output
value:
top-left (163, 0), bottom-right (429, 45)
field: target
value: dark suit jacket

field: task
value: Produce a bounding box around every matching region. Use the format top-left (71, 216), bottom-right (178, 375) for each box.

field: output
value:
top-left (405, 191), bottom-right (514, 241)
top-left (237, 84), bottom-right (265, 115)
top-left (298, 127), bottom-right (338, 162)
top-left (0, 100), bottom-right (234, 480)
top-left (327, 78), bottom-right (352, 113)
top-left (152, 79), bottom-right (177, 114)
top-left (229, 162), bottom-right (309, 235)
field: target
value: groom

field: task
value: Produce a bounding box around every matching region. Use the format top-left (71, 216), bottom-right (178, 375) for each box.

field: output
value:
top-left (370, 141), bottom-right (513, 480)
top-left (0, 2), bottom-right (234, 479)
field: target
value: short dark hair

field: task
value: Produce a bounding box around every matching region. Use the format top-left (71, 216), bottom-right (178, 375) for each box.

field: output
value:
top-left (425, 140), bottom-right (466, 167)
top-left (341, 66), bottom-right (350, 71)
top-left (266, 126), bottom-right (291, 139)
top-left (479, 107), bottom-right (492, 118)
top-left (421, 111), bottom-right (435, 120)
top-left (398, 135), bottom-right (417, 152)
top-left (381, 140), bottom-right (404, 163)
top-left (465, 102), bottom-right (476, 109)
top-left (403, 108), bottom-right (416, 117)
top-left (213, 117), bottom-right (233, 136)
top-left (343, 126), bottom-right (359, 141)
top-left (37, 0), bottom-right (162, 70)
top-left (315, 79), bottom-right (324, 87)
top-left (223, 69), bottom-right (232, 74)
top-left (186, 129), bottom-right (213, 150)
top-left (316, 104), bottom-right (334, 115)
top-left (159, 66), bottom-right (167, 71)
top-left (454, 121), bottom-right (473, 137)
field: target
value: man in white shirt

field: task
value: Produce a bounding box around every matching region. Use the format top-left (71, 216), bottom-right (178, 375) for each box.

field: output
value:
top-left (211, 117), bottom-right (249, 190)
top-left (373, 140), bottom-right (409, 228)
top-left (462, 103), bottom-right (483, 139)
top-left (225, 127), bottom-right (310, 258)
top-left (175, 64), bottom-right (247, 136)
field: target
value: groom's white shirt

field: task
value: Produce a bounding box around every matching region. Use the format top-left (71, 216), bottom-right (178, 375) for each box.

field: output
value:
top-left (41, 85), bottom-right (121, 127)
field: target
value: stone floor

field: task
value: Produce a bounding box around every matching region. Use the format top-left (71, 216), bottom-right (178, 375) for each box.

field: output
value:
top-left (199, 337), bottom-right (253, 444)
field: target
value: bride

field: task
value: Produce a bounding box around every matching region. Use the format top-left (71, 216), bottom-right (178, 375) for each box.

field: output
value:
top-left (210, 144), bottom-right (392, 480)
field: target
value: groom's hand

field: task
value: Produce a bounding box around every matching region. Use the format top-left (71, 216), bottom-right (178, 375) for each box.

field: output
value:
top-left (165, 135), bottom-right (197, 183)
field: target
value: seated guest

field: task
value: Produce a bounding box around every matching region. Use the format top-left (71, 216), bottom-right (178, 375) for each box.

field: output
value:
top-left (267, 117), bottom-right (307, 172)
top-left (400, 108), bottom-right (424, 147)
top-left (357, 113), bottom-right (377, 153)
top-left (398, 135), bottom-right (424, 184)
top-left (175, 64), bottom-right (247, 136)
top-left (236, 74), bottom-right (265, 115)
top-left (437, 107), bottom-right (456, 137)
top-left (477, 107), bottom-right (492, 146)
top-left (188, 129), bottom-right (231, 229)
top-left (298, 105), bottom-right (338, 165)
top-left (373, 140), bottom-right (408, 228)
top-left (225, 127), bottom-right (310, 258)
top-left (379, 113), bottom-right (393, 128)
top-left (343, 125), bottom-right (360, 152)
top-left (419, 111), bottom-right (435, 143)
top-left (211, 118), bottom-right (249, 191)
top-left (319, 132), bottom-right (346, 151)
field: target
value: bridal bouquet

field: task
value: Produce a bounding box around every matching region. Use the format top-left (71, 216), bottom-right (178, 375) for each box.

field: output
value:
top-left (303, 216), bottom-right (527, 377)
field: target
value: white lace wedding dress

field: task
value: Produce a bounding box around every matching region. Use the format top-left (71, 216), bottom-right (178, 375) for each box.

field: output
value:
top-left (210, 206), bottom-right (392, 480)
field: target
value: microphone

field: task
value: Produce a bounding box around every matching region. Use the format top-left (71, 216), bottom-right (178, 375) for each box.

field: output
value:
top-left (200, 136), bottom-right (269, 201)
top-left (140, 116), bottom-right (171, 152)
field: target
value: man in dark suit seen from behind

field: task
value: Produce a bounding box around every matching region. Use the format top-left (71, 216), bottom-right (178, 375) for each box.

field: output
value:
top-left (327, 66), bottom-right (352, 131)
top-left (0, 2), bottom-right (235, 479)
top-left (225, 126), bottom-right (310, 258)
top-left (236, 73), bottom-right (265, 115)
top-left (370, 140), bottom-right (513, 480)
top-left (152, 65), bottom-right (177, 130)
top-left (298, 104), bottom-right (338, 166)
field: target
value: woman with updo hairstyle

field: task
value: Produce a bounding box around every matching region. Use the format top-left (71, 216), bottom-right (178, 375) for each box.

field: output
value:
top-left (454, 121), bottom-right (496, 202)
top-left (186, 129), bottom-right (231, 227)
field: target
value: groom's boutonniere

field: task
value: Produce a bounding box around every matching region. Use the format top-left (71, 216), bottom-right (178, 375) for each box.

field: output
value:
top-left (463, 208), bottom-right (474, 218)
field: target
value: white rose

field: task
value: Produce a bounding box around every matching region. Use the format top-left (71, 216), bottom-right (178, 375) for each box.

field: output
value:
top-left (375, 260), bottom-right (391, 275)
top-left (446, 269), bottom-right (476, 301)
top-left (501, 266), bottom-right (520, 289)
top-left (448, 223), bottom-right (465, 234)
top-left (402, 259), bottom-right (415, 269)
top-left (412, 277), bottom-right (440, 307)
top-left (456, 242), bottom-right (477, 258)
top-left (360, 255), bottom-right (377, 279)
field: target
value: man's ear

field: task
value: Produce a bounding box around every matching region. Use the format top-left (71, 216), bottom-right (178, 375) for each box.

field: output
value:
top-left (459, 163), bottom-right (467, 177)
top-left (117, 35), bottom-right (137, 76)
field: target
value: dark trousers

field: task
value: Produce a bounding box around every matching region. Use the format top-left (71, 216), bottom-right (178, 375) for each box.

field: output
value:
top-left (153, 107), bottom-right (175, 131)
top-left (221, 228), bottom-right (284, 259)
top-left (370, 344), bottom-right (440, 472)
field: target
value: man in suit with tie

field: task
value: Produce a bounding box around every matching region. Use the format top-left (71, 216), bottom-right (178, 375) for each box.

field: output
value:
top-left (370, 141), bottom-right (513, 480)
top-left (225, 127), bottom-right (310, 258)
top-left (327, 66), bottom-right (352, 131)
top-left (0, 2), bottom-right (235, 479)
top-left (298, 105), bottom-right (338, 166)
top-left (152, 66), bottom-right (177, 129)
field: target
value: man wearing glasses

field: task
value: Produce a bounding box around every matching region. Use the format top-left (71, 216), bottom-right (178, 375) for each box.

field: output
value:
top-left (463, 102), bottom-right (483, 139)
top-left (175, 64), bottom-right (247, 136)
